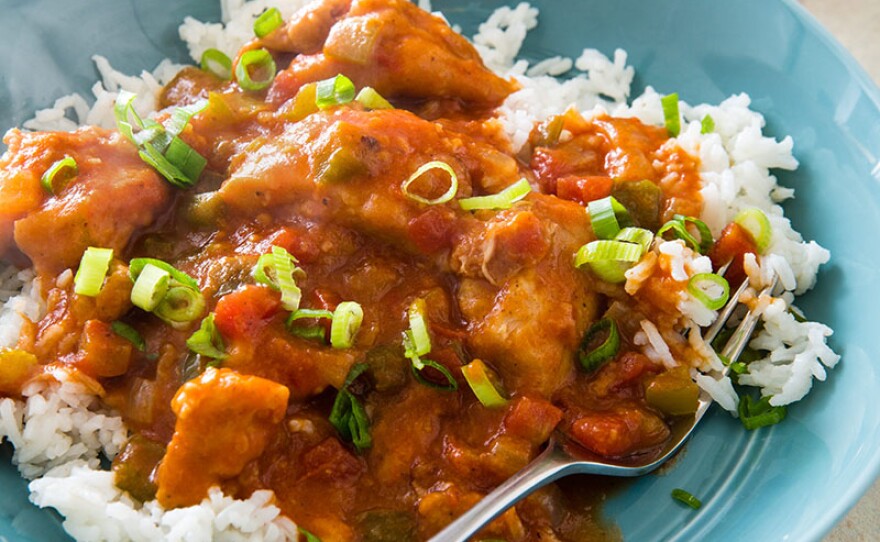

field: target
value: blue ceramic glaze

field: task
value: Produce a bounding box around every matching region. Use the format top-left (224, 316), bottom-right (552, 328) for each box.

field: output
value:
top-left (1, 0), bottom-right (879, 540)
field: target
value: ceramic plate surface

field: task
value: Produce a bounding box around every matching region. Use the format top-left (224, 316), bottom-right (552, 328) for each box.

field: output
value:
top-left (2, 0), bottom-right (880, 540)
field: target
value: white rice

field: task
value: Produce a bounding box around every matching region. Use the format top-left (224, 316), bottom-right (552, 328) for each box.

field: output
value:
top-left (0, 0), bottom-right (840, 539)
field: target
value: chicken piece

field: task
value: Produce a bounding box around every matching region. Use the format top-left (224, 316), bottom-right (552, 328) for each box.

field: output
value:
top-left (155, 368), bottom-right (289, 508)
top-left (453, 195), bottom-right (599, 397)
top-left (219, 108), bottom-right (516, 257)
top-left (263, 0), bottom-right (513, 106)
top-left (0, 128), bottom-right (172, 276)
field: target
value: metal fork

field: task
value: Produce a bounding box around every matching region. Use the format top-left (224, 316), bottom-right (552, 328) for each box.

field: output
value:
top-left (431, 274), bottom-right (778, 542)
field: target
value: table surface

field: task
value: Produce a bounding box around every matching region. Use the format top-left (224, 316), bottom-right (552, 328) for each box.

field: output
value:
top-left (798, 0), bottom-right (880, 540)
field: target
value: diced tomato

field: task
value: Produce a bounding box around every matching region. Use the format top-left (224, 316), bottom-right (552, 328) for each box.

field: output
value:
top-left (568, 407), bottom-right (670, 457)
top-left (268, 227), bottom-right (320, 264)
top-left (408, 207), bottom-right (456, 253)
top-left (556, 175), bottom-right (614, 205)
top-left (300, 438), bottom-right (364, 485)
top-left (214, 285), bottom-right (281, 341)
top-left (503, 396), bottom-right (563, 445)
top-left (710, 222), bottom-right (758, 287)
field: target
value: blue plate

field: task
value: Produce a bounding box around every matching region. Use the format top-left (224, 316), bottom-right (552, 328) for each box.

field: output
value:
top-left (2, 0), bottom-right (879, 540)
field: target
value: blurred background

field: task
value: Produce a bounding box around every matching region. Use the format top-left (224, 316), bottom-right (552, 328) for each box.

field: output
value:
top-left (801, 0), bottom-right (880, 539)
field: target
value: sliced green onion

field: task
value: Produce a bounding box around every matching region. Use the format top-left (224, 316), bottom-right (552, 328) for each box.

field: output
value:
top-left (200, 48), bottom-right (232, 80)
top-left (298, 527), bottom-right (322, 542)
top-left (411, 358), bottom-right (458, 391)
top-left (130, 264), bottom-right (170, 311)
top-left (402, 161), bottom-right (459, 206)
top-left (289, 326), bottom-right (327, 342)
top-left (235, 48), bottom-right (276, 91)
top-left (461, 359), bottom-right (508, 408)
top-left (41, 156), bottom-right (78, 195)
top-left (671, 488), bottom-right (702, 509)
top-left (657, 215), bottom-right (713, 254)
top-left (253, 7), bottom-right (283, 38)
top-left (458, 178), bottom-right (531, 211)
top-left (330, 301), bottom-right (363, 349)
top-left (186, 313), bottom-right (226, 360)
top-left (155, 285), bottom-right (206, 328)
top-left (329, 363), bottom-right (371, 452)
top-left (661, 93), bottom-right (681, 137)
top-left (700, 114), bottom-right (715, 134)
top-left (578, 318), bottom-right (620, 372)
top-left (574, 240), bottom-right (644, 283)
top-left (287, 308), bottom-right (334, 324)
top-left (355, 87), bottom-right (393, 110)
top-left (614, 227), bottom-right (654, 254)
top-left (165, 100), bottom-right (209, 139)
top-left (111, 321), bottom-right (146, 352)
top-left (73, 247), bottom-right (113, 297)
top-left (734, 208), bottom-right (772, 253)
top-left (129, 258), bottom-right (199, 290)
top-left (587, 196), bottom-right (632, 239)
top-left (405, 299), bottom-right (431, 358)
top-left (114, 90), bottom-right (142, 144)
top-left (729, 361), bottom-right (748, 375)
top-left (315, 74), bottom-right (356, 110)
top-left (688, 273), bottom-right (730, 311)
top-left (738, 394), bottom-right (786, 430)
top-left (287, 308), bottom-right (333, 343)
top-left (252, 246), bottom-right (304, 311)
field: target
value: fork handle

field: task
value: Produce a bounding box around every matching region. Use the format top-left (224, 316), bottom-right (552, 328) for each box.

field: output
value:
top-left (428, 442), bottom-right (574, 542)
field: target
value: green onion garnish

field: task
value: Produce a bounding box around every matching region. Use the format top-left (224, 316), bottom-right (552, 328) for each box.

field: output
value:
top-left (129, 258), bottom-right (199, 290)
top-left (461, 359), bottom-right (508, 408)
top-left (329, 363), bottom-right (372, 452)
top-left (289, 326), bottom-right (327, 342)
top-left (73, 247), bottom-right (113, 297)
top-left (111, 321), bottom-right (146, 352)
top-left (252, 246), bottom-right (304, 311)
top-left (657, 215), bottom-right (714, 254)
top-left (574, 240), bottom-right (643, 283)
top-left (458, 178), bottom-right (531, 211)
top-left (186, 313), bottom-right (227, 360)
top-left (733, 208), bottom-right (772, 253)
top-left (288, 308), bottom-right (334, 324)
top-left (354, 87), bottom-right (393, 110)
top-left (402, 161), bottom-right (459, 206)
top-left (130, 263), bottom-right (170, 311)
top-left (700, 114), bottom-right (715, 134)
top-left (402, 299), bottom-right (458, 391)
top-left (200, 48), bottom-right (232, 80)
top-left (661, 93), bottom-right (681, 137)
top-left (40, 156), bottom-right (78, 195)
top-left (154, 285), bottom-right (207, 329)
top-left (315, 74), bottom-right (356, 110)
top-left (298, 527), bottom-right (322, 542)
top-left (587, 196), bottom-right (630, 239)
top-left (287, 308), bottom-right (333, 342)
top-left (614, 227), bottom-right (654, 254)
top-left (330, 301), bottom-right (363, 349)
top-left (578, 318), bottom-right (620, 372)
top-left (253, 7), bottom-right (283, 38)
top-left (235, 48), bottom-right (277, 91)
top-left (688, 273), bottom-right (730, 310)
top-left (671, 488), bottom-right (702, 509)
top-left (738, 394), bottom-right (786, 430)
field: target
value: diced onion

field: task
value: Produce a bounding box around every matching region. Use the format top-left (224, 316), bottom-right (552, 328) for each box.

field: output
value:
top-left (402, 161), bottom-right (459, 205)
top-left (186, 313), bottom-right (226, 360)
top-left (574, 240), bottom-right (643, 283)
top-left (587, 196), bottom-right (630, 239)
top-left (662, 93), bottom-right (681, 137)
top-left (41, 156), bottom-right (78, 195)
top-left (461, 359), bottom-right (508, 408)
top-left (578, 318), bottom-right (620, 372)
top-left (235, 48), bottom-right (277, 91)
top-left (130, 263), bottom-right (170, 311)
top-left (687, 273), bottom-right (730, 310)
top-left (253, 7), bottom-right (283, 38)
top-left (355, 87), bottom-right (393, 110)
top-left (458, 178), bottom-right (531, 211)
top-left (200, 48), bottom-right (232, 80)
top-left (315, 74), bottom-right (356, 110)
top-left (73, 247), bottom-right (113, 297)
top-left (734, 208), bottom-right (772, 253)
top-left (111, 321), bottom-right (146, 352)
top-left (330, 301), bottom-right (364, 349)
